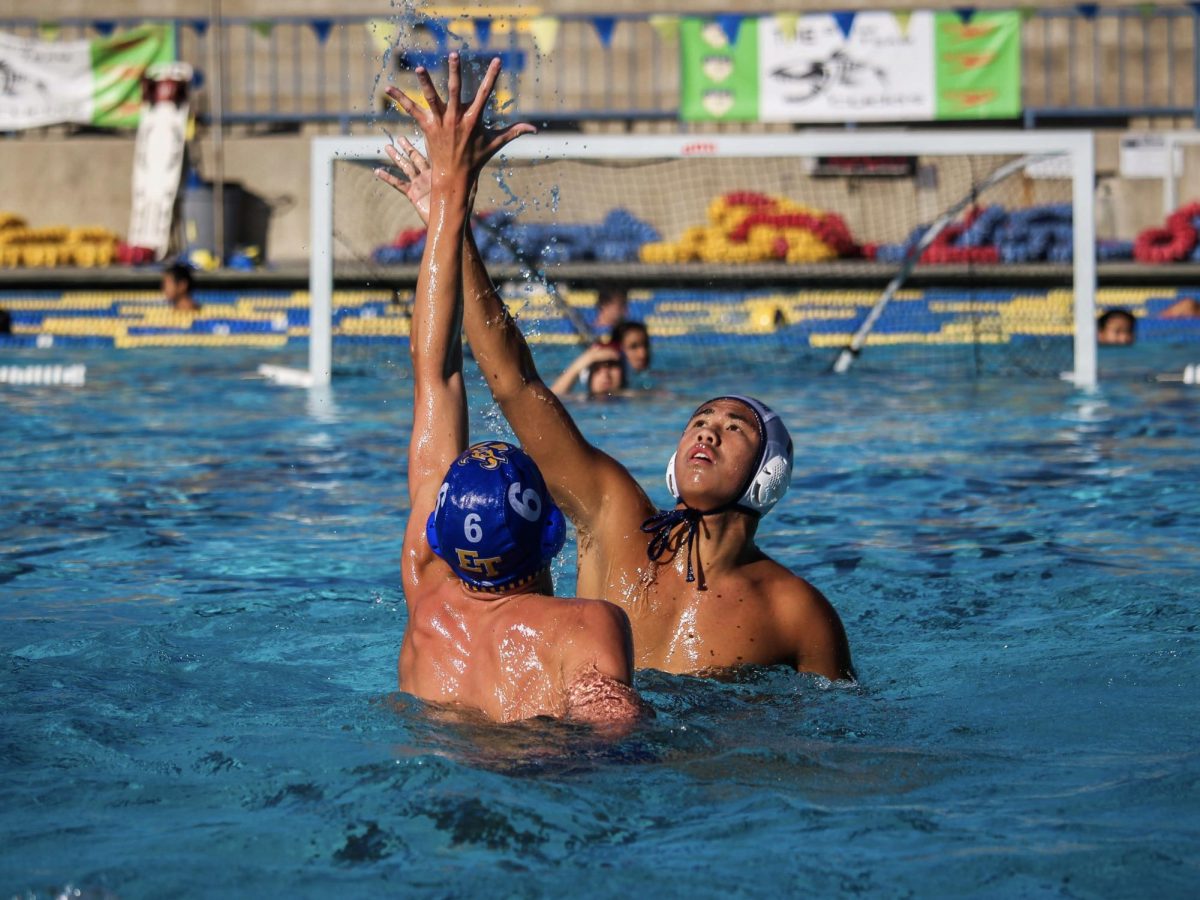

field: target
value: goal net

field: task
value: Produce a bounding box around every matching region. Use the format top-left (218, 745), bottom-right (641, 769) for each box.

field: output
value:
top-left (304, 132), bottom-right (1096, 387)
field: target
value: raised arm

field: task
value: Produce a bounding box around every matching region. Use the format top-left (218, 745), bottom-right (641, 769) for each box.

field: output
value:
top-left (382, 55), bottom-right (529, 595)
top-left (381, 132), bottom-right (652, 530)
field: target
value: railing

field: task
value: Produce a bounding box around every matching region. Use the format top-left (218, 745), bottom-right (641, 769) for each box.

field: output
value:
top-left (3, 7), bottom-right (1200, 131)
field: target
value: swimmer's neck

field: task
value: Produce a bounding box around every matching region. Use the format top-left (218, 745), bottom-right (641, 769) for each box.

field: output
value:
top-left (673, 502), bottom-right (761, 572)
top-left (456, 568), bottom-right (553, 603)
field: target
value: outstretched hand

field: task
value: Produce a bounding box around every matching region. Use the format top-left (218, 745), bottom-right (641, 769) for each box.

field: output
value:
top-left (379, 136), bottom-right (433, 224)
top-left (376, 53), bottom-right (535, 195)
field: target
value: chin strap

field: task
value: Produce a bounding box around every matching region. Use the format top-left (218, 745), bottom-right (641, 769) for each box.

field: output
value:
top-left (641, 506), bottom-right (707, 584)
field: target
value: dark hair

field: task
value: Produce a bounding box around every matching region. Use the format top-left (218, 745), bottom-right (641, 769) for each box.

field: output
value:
top-left (612, 320), bottom-right (648, 344)
top-left (164, 262), bottom-right (194, 289)
top-left (1098, 308), bottom-right (1136, 332)
top-left (596, 287), bottom-right (627, 310)
top-left (0, 307), bottom-right (10, 335)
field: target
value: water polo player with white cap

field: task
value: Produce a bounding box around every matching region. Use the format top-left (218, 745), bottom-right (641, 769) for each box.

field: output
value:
top-left (382, 57), bottom-right (853, 681)
top-left (386, 54), bottom-right (647, 726)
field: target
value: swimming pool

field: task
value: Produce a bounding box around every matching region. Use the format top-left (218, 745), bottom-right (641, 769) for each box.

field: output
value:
top-left (2, 341), bottom-right (1198, 897)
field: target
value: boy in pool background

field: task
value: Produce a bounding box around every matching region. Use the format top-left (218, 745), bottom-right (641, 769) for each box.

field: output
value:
top-left (162, 262), bottom-right (200, 312)
top-left (387, 55), bottom-right (645, 726)
top-left (1097, 308), bottom-right (1136, 345)
top-left (382, 60), bottom-right (853, 681)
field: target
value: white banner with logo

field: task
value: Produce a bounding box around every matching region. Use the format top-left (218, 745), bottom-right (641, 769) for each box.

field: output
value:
top-left (128, 64), bottom-right (192, 258)
top-left (758, 12), bottom-right (935, 123)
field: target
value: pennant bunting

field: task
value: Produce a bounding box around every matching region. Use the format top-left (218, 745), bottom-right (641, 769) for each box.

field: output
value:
top-left (592, 16), bottom-right (617, 49)
top-left (893, 10), bottom-right (913, 36)
top-left (37, 22), bottom-right (61, 41)
top-left (954, 8), bottom-right (977, 25)
top-left (1076, 4), bottom-right (1099, 20)
top-left (310, 19), bottom-right (333, 45)
top-left (648, 15), bottom-right (680, 43)
top-left (832, 12), bottom-right (857, 40)
top-left (188, 20), bottom-right (209, 37)
top-left (528, 16), bottom-right (560, 55)
top-left (1137, 3), bottom-right (1157, 17)
top-left (715, 14), bottom-right (743, 46)
top-left (1018, 6), bottom-right (1039, 21)
top-left (92, 21), bottom-right (116, 37)
top-left (474, 18), bottom-right (492, 46)
top-left (251, 21), bottom-right (273, 39)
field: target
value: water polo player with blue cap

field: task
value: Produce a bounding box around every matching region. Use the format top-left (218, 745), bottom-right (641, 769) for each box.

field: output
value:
top-left (382, 54), bottom-right (647, 726)
top-left (381, 55), bottom-right (853, 681)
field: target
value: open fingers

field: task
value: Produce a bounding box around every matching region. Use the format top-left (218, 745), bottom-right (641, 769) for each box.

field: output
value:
top-left (384, 144), bottom-right (418, 179)
top-left (373, 167), bottom-right (410, 194)
top-left (396, 135), bottom-right (429, 171)
top-left (414, 67), bottom-right (445, 117)
top-left (466, 57), bottom-right (503, 119)
top-left (385, 86), bottom-right (422, 120)
top-left (446, 52), bottom-right (461, 114)
top-left (482, 122), bottom-right (538, 160)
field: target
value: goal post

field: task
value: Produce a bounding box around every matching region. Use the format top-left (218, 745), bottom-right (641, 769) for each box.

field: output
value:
top-left (304, 130), bottom-right (1097, 388)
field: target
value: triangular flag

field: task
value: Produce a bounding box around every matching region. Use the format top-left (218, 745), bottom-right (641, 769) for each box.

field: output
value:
top-left (893, 10), bottom-right (913, 37)
top-left (592, 16), bottom-right (617, 49)
top-left (474, 18), bottom-right (492, 46)
top-left (188, 20), bottom-right (209, 37)
top-left (367, 18), bottom-right (401, 56)
top-left (1191, 2), bottom-right (1200, 14)
top-left (1138, 3), bottom-right (1157, 17)
top-left (1018, 6), bottom-right (1038, 21)
top-left (251, 21), bottom-right (273, 38)
top-left (715, 14), bottom-right (743, 46)
top-left (529, 16), bottom-right (560, 55)
top-left (310, 19), bottom-right (333, 45)
top-left (37, 22), bottom-right (61, 41)
top-left (775, 12), bottom-right (799, 42)
top-left (92, 21), bottom-right (116, 37)
top-left (954, 8), bottom-right (977, 24)
top-left (648, 14), bottom-right (680, 43)
top-left (832, 11), bottom-right (856, 40)
top-left (1076, 3), bottom-right (1099, 20)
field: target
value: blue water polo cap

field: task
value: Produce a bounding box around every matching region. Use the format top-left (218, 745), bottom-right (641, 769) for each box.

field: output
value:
top-left (665, 395), bottom-right (794, 516)
top-left (426, 441), bottom-right (566, 592)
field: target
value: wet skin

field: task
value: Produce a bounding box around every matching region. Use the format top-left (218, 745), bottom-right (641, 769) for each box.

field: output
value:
top-left (385, 55), bottom-right (645, 726)
top-left (382, 64), bottom-right (853, 681)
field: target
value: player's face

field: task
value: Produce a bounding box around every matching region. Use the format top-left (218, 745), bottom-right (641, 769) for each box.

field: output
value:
top-left (620, 329), bottom-right (650, 371)
top-left (673, 399), bottom-right (762, 510)
top-left (588, 359), bottom-right (624, 395)
top-left (1098, 318), bottom-right (1135, 345)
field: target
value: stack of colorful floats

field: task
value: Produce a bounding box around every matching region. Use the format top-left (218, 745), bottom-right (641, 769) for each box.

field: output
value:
top-left (0, 214), bottom-right (121, 268)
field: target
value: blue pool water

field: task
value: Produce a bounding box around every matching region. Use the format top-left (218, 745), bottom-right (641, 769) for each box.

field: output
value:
top-left (2, 341), bottom-right (1198, 897)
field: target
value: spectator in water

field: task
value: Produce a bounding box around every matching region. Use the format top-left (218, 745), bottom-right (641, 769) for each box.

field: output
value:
top-left (550, 342), bottom-right (627, 398)
top-left (1097, 308), bottom-right (1136, 346)
top-left (594, 288), bottom-right (628, 337)
top-left (162, 262), bottom-right (200, 312)
top-left (612, 320), bottom-right (651, 373)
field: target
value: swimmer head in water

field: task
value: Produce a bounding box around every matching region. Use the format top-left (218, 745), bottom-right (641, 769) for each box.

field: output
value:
top-left (427, 441), bottom-right (566, 593)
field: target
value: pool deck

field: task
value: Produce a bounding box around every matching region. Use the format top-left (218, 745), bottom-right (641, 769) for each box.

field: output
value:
top-left (5, 262), bottom-right (1200, 291)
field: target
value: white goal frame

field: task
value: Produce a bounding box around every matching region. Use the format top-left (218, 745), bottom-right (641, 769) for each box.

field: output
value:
top-left (302, 131), bottom-right (1098, 388)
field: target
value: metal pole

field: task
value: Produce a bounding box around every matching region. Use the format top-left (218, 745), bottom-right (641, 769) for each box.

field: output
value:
top-left (308, 139), bottom-right (333, 385)
top-left (207, 0), bottom-right (226, 266)
top-left (1072, 132), bottom-right (1098, 390)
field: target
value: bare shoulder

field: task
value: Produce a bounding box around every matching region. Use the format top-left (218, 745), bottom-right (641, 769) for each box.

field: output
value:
top-left (752, 556), bottom-right (855, 680)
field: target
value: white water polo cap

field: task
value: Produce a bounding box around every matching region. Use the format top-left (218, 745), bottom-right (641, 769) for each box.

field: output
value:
top-left (665, 395), bottom-right (794, 516)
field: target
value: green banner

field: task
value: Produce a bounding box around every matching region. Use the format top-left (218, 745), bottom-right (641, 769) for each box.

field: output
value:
top-left (680, 17), bottom-right (758, 122)
top-left (91, 25), bottom-right (177, 128)
top-left (934, 12), bottom-right (1021, 120)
